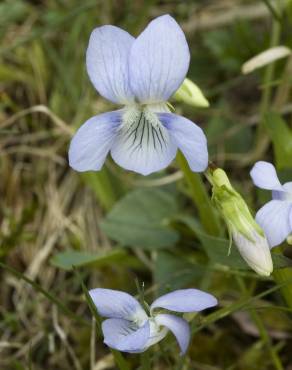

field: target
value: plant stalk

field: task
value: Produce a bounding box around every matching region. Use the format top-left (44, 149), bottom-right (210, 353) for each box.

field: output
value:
top-left (177, 152), bottom-right (221, 236)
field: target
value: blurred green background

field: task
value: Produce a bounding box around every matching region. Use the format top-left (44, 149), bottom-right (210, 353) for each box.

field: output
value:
top-left (1, 0), bottom-right (292, 369)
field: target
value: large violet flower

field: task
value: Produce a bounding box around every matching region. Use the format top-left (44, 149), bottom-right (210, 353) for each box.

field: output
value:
top-left (89, 288), bottom-right (217, 354)
top-left (69, 15), bottom-right (208, 175)
top-left (250, 161), bottom-right (292, 247)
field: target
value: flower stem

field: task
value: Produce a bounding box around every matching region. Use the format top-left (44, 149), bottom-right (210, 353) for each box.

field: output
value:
top-left (237, 277), bottom-right (284, 370)
top-left (242, 3), bottom-right (282, 165)
top-left (176, 152), bottom-right (221, 236)
top-left (255, 16), bottom-right (281, 140)
top-left (251, 311), bottom-right (284, 370)
top-left (82, 166), bottom-right (123, 211)
top-left (272, 246), bottom-right (292, 310)
top-left (141, 351), bottom-right (151, 370)
top-left (112, 350), bottom-right (132, 370)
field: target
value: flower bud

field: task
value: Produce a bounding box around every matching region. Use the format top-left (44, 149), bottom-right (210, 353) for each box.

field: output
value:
top-left (209, 168), bottom-right (273, 276)
top-left (174, 78), bottom-right (210, 108)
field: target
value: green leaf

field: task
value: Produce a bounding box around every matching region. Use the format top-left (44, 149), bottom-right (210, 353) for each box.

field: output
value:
top-left (272, 253), bottom-right (292, 269)
top-left (178, 215), bottom-right (292, 270)
top-left (196, 231), bottom-right (248, 269)
top-left (179, 215), bottom-right (247, 269)
top-left (101, 188), bottom-right (179, 249)
top-left (207, 115), bottom-right (253, 156)
top-left (264, 112), bottom-right (292, 169)
top-left (154, 251), bottom-right (204, 294)
top-left (51, 249), bottom-right (129, 270)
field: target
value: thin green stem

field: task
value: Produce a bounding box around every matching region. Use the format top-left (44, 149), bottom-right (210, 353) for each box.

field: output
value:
top-left (237, 277), bottom-right (284, 370)
top-left (140, 351), bottom-right (151, 370)
top-left (177, 152), bottom-right (221, 236)
top-left (153, 279), bottom-right (292, 359)
top-left (272, 245), bottom-right (292, 310)
top-left (111, 350), bottom-right (132, 370)
top-left (242, 14), bottom-right (281, 166)
top-left (262, 0), bottom-right (282, 22)
top-left (255, 18), bottom-right (281, 146)
top-left (82, 166), bottom-right (123, 211)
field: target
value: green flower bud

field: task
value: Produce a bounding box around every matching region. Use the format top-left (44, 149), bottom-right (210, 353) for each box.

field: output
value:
top-left (174, 78), bottom-right (210, 108)
top-left (209, 168), bottom-right (273, 276)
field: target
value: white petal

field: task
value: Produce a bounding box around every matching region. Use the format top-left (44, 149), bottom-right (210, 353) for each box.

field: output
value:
top-left (250, 161), bottom-right (283, 191)
top-left (102, 318), bottom-right (150, 353)
top-left (256, 200), bottom-right (292, 247)
top-left (69, 111), bottom-right (121, 172)
top-left (111, 108), bottom-right (177, 175)
top-left (129, 15), bottom-right (190, 103)
top-left (232, 229), bottom-right (273, 276)
top-left (160, 113), bottom-right (208, 172)
top-left (89, 288), bottom-right (148, 322)
top-left (273, 182), bottom-right (292, 201)
top-left (282, 182), bottom-right (292, 195)
top-left (154, 314), bottom-right (190, 355)
top-left (289, 207), bottom-right (292, 231)
top-left (86, 26), bottom-right (135, 104)
top-left (150, 289), bottom-right (217, 313)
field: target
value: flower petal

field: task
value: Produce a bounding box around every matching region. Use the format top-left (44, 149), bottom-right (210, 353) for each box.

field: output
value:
top-left (69, 111), bottom-right (121, 172)
top-left (111, 108), bottom-right (177, 175)
top-left (144, 319), bottom-right (168, 349)
top-left (154, 314), bottom-right (190, 355)
top-left (283, 182), bottom-right (292, 193)
top-left (256, 200), bottom-right (292, 247)
top-left (102, 318), bottom-right (150, 353)
top-left (86, 26), bottom-right (135, 104)
top-left (129, 15), bottom-right (190, 103)
top-left (89, 288), bottom-right (148, 322)
top-left (250, 161), bottom-right (283, 191)
top-left (232, 229), bottom-right (273, 276)
top-left (273, 182), bottom-right (292, 200)
top-left (160, 113), bottom-right (208, 172)
top-left (150, 289), bottom-right (217, 313)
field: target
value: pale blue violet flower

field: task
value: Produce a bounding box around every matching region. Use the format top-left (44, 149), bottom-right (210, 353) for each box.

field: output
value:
top-left (89, 288), bottom-right (217, 354)
top-left (250, 161), bottom-right (292, 247)
top-left (69, 15), bottom-right (208, 175)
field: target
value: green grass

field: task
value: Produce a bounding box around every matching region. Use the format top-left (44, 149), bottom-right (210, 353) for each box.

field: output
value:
top-left (1, 0), bottom-right (292, 369)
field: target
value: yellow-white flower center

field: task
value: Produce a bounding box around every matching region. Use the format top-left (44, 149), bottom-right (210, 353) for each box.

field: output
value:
top-left (117, 105), bottom-right (170, 155)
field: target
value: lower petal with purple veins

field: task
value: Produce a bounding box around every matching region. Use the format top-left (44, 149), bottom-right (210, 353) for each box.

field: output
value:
top-left (102, 318), bottom-right (150, 353)
top-left (111, 107), bottom-right (177, 175)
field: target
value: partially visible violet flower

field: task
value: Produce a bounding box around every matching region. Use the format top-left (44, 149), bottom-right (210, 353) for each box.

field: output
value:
top-left (250, 161), bottom-right (292, 247)
top-left (69, 15), bottom-right (208, 176)
top-left (89, 288), bottom-right (217, 354)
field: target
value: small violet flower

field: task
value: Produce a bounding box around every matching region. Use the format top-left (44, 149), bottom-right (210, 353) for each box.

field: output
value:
top-left (69, 15), bottom-right (208, 175)
top-left (250, 161), bottom-right (292, 247)
top-left (89, 288), bottom-right (217, 354)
